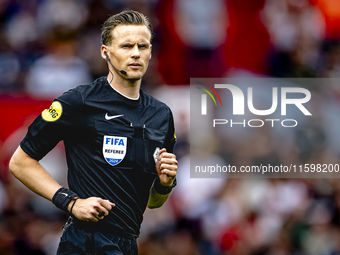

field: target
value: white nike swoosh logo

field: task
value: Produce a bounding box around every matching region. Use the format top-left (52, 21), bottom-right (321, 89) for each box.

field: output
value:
top-left (105, 113), bottom-right (124, 120)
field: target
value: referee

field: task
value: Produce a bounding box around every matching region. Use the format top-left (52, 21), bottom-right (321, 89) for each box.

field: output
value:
top-left (9, 10), bottom-right (178, 255)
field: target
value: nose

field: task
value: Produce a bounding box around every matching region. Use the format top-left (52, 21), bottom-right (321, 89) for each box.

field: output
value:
top-left (131, 45), bottom-right (140, 59)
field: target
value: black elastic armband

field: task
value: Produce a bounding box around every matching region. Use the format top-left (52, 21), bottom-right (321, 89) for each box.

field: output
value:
top-left (153, 178), bottom-right (177, 195)
top-left (52, 187), bottom-right (78, 212)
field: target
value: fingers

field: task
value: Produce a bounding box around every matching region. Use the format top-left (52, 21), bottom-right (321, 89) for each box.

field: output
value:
top-left (101, 199), bottom-right (115, 212)
top-left (159, 155), bottom-right (178, 172)
top-left (93, 199), bottom-right (115, 220)
top-left (156, 149), bottom-right (169, 162)
top-left (159, 157), bottom-right (178, 165)
top-left (160, 163), bottom-right (177, 175)
top-left (159, 148), bottom-right (167, 155)
top-left (158, 151), bottom-right (176, 160)
top-left (74, 197), bottom-right (115, 222)
top-left (160, 169), bottom-right (177, 177)
top-left (158, 151), bottom-right (177, 166)
top-left (158, 152), bottom-right (178, 178)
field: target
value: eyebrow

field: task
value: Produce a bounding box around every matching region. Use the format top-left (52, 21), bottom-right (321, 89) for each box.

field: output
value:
top-left (119, 41), bottom-right (150, 46)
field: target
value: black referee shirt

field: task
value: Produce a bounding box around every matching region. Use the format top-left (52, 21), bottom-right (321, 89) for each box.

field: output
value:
top-left (20, 77), bottom-right (176, 237)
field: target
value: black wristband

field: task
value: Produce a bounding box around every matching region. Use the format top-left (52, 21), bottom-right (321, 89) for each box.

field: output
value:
top-left (52, 187), bottom-right (78, 212)
top-left (153, 178), bottom-right (177, 195)
top-left (70, 197), bottom-right (79, 215)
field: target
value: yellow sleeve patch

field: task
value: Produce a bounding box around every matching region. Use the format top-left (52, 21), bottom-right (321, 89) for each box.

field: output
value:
top-left (41, 101), bottom-right (62, 122)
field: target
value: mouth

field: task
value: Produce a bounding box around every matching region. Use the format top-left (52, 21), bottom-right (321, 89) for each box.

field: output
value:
top-left (128, 63), bottom-right (142, 68)
top-left (129, 63), bottom-right (142, 67)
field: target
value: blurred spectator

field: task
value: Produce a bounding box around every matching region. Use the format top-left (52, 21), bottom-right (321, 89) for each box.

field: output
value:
top-left (263, 0), bottom-right (325, 77)
top-left (37, 0), bottom-right (88, 35)
top-left (4, 9), bottom-right (39, 51)
top-left (157, 0), bottom-right (228, 85)
top-left (25, 31), bottom-right (92, 98)
top-left (0, 51), bottom-right (20, 90)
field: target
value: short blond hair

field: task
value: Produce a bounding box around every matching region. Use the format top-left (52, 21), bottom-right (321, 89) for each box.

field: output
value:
top-left (101, 10), bottom-right (154, 46)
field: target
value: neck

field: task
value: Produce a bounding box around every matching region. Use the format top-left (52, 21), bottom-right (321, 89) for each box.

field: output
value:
top-left (107, 72), bottom-right (141, 99)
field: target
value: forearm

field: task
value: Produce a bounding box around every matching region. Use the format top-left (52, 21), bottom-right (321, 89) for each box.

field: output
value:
top-left (9, 146), bottom-right (61, 201)
top-left (148, 149), bottom-right (178, 209)
top-left (9, 146), bottom-right (117, 222)
top-left (147, 184), bottom-right (171, 209)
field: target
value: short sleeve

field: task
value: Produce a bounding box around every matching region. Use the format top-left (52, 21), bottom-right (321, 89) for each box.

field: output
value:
top-left (20, 88), bottom-right (83, 160)
top-left (163, 108), bottom-right (176, 153)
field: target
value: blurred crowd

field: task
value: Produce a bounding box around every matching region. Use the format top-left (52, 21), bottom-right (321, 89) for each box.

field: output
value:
top-left (1, 0), bottom-right (340, 254)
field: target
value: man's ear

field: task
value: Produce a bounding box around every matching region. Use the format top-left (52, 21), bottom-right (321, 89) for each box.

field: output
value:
top-left (101, 45), bottom-right (108, 60)
top-left (149, 44), bottom-right (152, 60)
